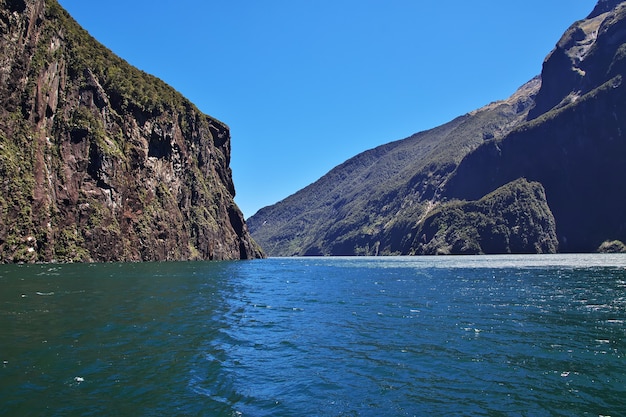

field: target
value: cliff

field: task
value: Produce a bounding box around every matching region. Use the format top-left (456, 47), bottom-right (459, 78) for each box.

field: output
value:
top-left (443, 1), bottom-right (626, 252)
top-left (0, 0), bottom-right (263, 262)
top-left (249, 0), bottom-right (626, 256)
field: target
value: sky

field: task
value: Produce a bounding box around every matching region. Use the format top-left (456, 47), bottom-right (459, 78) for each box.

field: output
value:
top-left (56, 0), bottom-right (598, 218)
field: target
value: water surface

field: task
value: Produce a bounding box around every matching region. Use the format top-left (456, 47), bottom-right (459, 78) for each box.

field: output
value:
top-left (1, 255), bottom-right (625, 416)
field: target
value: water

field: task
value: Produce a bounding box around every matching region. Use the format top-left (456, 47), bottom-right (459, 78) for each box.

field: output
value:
top-left (1, 254), bottom-right (625, 416)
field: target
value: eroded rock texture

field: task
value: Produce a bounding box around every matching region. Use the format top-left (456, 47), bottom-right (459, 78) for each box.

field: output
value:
top-left (0, 0), bottom-right (263, 262)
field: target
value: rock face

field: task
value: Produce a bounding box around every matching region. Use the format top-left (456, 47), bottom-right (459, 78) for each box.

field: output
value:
top-left (249, 0), bottom-right (626, 256)
top-left (443, 1), bottom-right (626, 252)
top-left (0, 0), bottom-right (263, 262)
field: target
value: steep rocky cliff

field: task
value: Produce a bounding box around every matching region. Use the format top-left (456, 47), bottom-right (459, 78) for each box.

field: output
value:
top-left (0, 0), bottom-right (263, 262)
top-left (443, 1), bottom-right (626, 252)
top-left (249, 0), bottom-right (626, 256)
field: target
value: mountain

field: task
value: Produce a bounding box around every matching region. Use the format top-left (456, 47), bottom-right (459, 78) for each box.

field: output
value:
top-left (0, 0), bottom-right (263, 262)
top-left (248, 79), bottom-right (541, 256)
top-left (249, 0), bottom-right (626, 256)
top-left (442, 0), bottom-right (626, 253)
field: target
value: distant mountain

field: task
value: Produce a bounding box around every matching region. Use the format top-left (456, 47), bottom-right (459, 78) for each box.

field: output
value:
top-left (0, 0), bottom-right (263, 262)
top-left (249, 0), bottom-right (626, 256)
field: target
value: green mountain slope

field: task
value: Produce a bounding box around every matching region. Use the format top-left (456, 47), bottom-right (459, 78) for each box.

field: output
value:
top-left (248, 79), bottom-right (539, 256)
top-left (249, 0), bottom-right (626, 256)
top-left (0, 0), bottom-right (263, 262)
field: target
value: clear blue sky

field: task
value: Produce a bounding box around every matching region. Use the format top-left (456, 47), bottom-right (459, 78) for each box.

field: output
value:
top-left (57, 0), bottom-right (597, 218)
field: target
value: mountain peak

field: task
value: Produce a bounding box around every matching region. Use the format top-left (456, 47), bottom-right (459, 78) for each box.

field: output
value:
top-left (588, 0), bottom-right (625, 18)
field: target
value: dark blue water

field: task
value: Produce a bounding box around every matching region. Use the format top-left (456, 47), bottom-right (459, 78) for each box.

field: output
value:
top-left (1, 255), bottom-right (625, 416)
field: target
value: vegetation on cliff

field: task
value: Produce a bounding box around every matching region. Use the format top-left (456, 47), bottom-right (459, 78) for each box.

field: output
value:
top-left (249, 0), bottom-right (626, 256)
top-left (248, 79), bottom-right (541, 256)
top-left (0, 0), bottom-right (263, 262)
top-left (411, 179), bottom-right (558, 255)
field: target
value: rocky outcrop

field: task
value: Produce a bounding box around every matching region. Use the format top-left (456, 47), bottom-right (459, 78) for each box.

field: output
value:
top-left (528, 1), bottom-right (626, 120)
top-left (589, 0), bottom-right (624, 18)
top-left (0, 0), bottom-right (263, 262)
top-left (411, 179), bottom-right (558, 255)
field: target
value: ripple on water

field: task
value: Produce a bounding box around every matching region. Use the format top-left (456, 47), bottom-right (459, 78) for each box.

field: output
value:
top-left (1, 256), bottom-right (625, 416)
